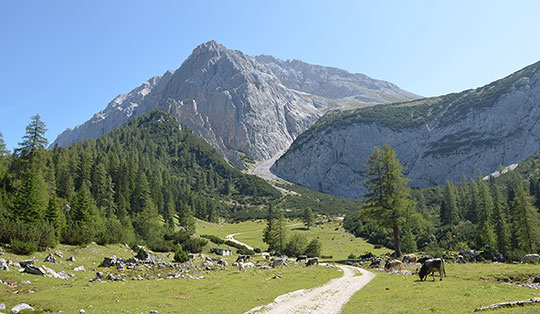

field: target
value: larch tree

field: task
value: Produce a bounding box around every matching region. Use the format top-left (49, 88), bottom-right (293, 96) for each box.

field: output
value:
top-left (511, 184), bottom-right (540, 253)
top-left (362, 144), bottom-right (413, 258)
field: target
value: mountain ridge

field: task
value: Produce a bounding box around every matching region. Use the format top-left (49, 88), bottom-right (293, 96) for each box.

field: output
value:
top-left (51, 40), bottom-right (418, 166)
top-left (271, 59), bottom-right (540, 199)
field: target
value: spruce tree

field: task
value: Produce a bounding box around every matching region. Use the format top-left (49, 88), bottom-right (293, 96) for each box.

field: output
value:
top-left (511, 184), bottom-right (540, 253)
top-left (363, 144), bottom-right (413, 257)
top-left (15, 114), bottom-right (48, 165)
top-left (440, 181), bottom-right (459, 226)
top-left (45, 195), bottom-right (65, 238)
top-left (476, 176), bottom-right (496, 249)
top-left (263, 204), bottom-right (279, 251)
top-left (12, 169), bottom-right (48, 223)
top-left (275, 209), bottom-right (288, 254)
top-left (493, 188), bottom-right (510, 256)
top-left (303, 206), bottom-right (315, 229)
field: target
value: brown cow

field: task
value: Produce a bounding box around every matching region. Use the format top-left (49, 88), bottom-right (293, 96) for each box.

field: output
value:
top-left (402, 254), bottom-right (417, 264)
top-left (384, 259), bottom-right (403, 271)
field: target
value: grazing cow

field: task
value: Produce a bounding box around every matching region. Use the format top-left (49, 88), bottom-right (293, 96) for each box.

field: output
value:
top-left (419, 258), bottom-right (446, 281)
top-left (216, 259), bottom-right (228, 268)
top-left (306, 257), bottom-right (319, 267)
top-left (261, 252), bottom-right (270, 260)
top-left (417, 255), bottom-right (433, 264)
top-left (402, 254), bottom-right (417, 264)
top-left (296, 255), bottom-right (308, 262)
top-left (238, 262), bottom-right (245, 272)
top-left (384, 259), bottom-right (403, 271)
top-left (270, 257), bottom-right (285, 268)
top-left (522, 254), bottom-right (540, 264)
top-left (236, 255), bottom-right (250, 263)
top-left (368, 257), bottom-right (383, 269)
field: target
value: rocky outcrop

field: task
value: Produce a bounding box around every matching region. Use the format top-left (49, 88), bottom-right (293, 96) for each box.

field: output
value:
top-left (272, 61), bottom-right (540, 199)
top-left (51, 41), bottom-right (417, 166)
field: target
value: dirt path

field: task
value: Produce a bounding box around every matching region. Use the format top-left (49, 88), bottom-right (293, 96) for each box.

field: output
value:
top-left (226, 232), bottom-right (255, 250)
top-left (245, 264), bottom-right (375, 314)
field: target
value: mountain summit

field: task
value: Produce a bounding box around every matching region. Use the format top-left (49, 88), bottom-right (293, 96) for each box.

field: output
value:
top-left (52, 41), bottom-right (418, 166)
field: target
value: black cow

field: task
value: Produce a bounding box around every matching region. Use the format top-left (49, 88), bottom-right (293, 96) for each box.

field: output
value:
top-left (419, 258), bottom-right (446, 281)
top-left (306, 257), bottom-right (319, 267)
top-left (296, 255), bottom-right (308, 262)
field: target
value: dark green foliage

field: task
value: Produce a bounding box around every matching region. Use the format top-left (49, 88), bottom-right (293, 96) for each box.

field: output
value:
top-left (283, 233), bottom-right (308, 257)
top-left (304, 239), bottom-right (322, 257)
top-left (303, 207), bottom-right (315, 229)
top-left (200, 234), bottom-right (225, 244)
top-left (182, 238), bottom-right (208, 253)
top-left (362, 144), bottom-right (413, 257)
top-left (174, 247), bottom-right (189, 263)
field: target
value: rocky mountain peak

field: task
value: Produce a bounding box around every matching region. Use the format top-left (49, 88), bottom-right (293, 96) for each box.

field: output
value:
top-left (51, 41), bottom-right (418, 167)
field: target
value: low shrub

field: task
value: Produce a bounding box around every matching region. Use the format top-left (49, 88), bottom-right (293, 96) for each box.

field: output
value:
top-left (11, 239), bottom-right (38, 255)
top-left (174, 247), bottom-right (189, 263)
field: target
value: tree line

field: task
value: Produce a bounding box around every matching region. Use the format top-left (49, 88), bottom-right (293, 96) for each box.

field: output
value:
top-left (0, 111), bottom-right (279, 254)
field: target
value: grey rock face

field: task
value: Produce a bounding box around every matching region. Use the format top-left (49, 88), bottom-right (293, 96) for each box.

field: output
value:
top-left (272, 64), bottom-right (540, 199)
top-left (51, 41), bottom-right (417, 166)
top-left (255, 55), bottom-right (418, 104)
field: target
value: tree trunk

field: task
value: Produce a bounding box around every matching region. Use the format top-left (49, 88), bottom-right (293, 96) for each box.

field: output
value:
top-left (393, 224), bottom-right (402, 257)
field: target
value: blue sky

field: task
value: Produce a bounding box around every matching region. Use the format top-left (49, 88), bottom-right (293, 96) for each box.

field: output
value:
top-left (1, 0), bottom-right (540, 150)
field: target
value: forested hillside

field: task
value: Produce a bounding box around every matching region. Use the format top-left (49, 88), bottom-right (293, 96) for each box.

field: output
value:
top-left (0, 111), bottom-right (279, 254)
top-left (344, 156), bottom-right (540, 261)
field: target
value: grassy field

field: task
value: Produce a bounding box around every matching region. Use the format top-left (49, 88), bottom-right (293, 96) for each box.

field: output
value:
top-left (0, 243), bottom-right (340, 313)
top-left (343, 263), bottom-right (540, 314)
top-left (196, 218), bottom-right (391, 260)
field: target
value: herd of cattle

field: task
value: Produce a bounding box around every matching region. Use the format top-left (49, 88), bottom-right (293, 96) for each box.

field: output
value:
top-left (364, 253), bottom-right (540, 281)
top-left (193, 253), bottom-right (320, 272)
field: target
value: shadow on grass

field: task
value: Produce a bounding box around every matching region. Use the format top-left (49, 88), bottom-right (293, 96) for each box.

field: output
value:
top-left (292, 227), bottom-right (309, 231)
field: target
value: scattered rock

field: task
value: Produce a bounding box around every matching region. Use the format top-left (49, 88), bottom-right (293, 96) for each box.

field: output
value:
top-left (54, 251), bottom-right (64, 258)
top-left (272, 274), bottom-right (281, 279)
top-left (0, 303), bottom-right (5, 310)
top-left (11, 303), bottom-right (34, 313)
top-left (149, 311), bottom-right (158, 313)
top-left (96, 271), bottom-right (104, 278)
top-left (18, 260), bottom-right (35, 268)
top-left (21, 280), bottom-right (31, 284)
top-left (107, 274), bottom-right (125, 282)
top-left (24, 265), bottom-right (45, 276)
top-left (44, 253), bottom-right (57, 263)
top-left (80, 309), bottom-right (85, 313)
top-left (260, 266), bottom-right (271, 270)
top-left (74, 266), bottom-right (85, 272)
top-left (100, 256), bottom-right (117, 268)
top-left (41, 266), bottom-right (70, 280)
top-left (66, 256), bottom-right (75, 262)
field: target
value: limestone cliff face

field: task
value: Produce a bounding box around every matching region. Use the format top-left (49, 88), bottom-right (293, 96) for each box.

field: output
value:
top-left (51, 41), bottom-right (417, 166)
top-left (272, 61), bottom-right (540, 199)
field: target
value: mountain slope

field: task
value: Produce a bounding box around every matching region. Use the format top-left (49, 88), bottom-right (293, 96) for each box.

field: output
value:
top-left (271, 60), bottom-right (540, 199)
top-left (51, 41), bottom-right (418, 166)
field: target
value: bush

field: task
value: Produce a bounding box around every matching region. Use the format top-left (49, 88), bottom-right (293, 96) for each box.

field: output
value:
top-left (237, 246), bottom-right (255, 256)
top-left (305, 239), bottom-right (322, 257)
top-left (147, 238), bottom-right (175, 252)
top-left (10, 239), bottom-right (38, 255)
top-left (347, 253), bottom-right (357, 260)
top-left (174, 247), bottom-right (189, 263)
top-left (284, 234), bottom-right (308, 257)
top-left (200, 234), bottom-right (224, 244)
top-left (182, 238), bottom-right (208, 253)
top-left (254, 248), bottom-right (261, 253)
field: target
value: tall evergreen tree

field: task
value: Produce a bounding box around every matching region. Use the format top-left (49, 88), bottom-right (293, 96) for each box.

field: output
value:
top-left (45, 195), bottom-right (65, 238)
top-left (263, 204), bottom-right (278, 251)
top-left (476, 176), bottom-right (496, 249)
top-left (15, 114), bottom-right (48, 165)
top-left (492, 188), bottom-right (510, 256)
top-left (303, 206), bottom-right (315, 229)
top-left (511, 184), bottom-right (540, 253)
top-left (12, 168), bottom-right (48, 223)
top-left (440, 181), bottom-right (459, 226)
top-left (362, 144), bottom-right (412, 257)
top-left (275, 209), bottom-right (288, 254)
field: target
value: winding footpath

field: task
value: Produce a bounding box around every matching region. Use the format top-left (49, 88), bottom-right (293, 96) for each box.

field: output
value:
top-left (226, 232), bottom-right (376, 314)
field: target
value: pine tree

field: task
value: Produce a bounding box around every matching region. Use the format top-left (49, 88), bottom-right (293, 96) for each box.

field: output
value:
top-left (493, 188), bottom-right (510, 256)
top-left (15, 114), bottom-right (48, 165)
top-left (263, 204), bottom-right (279, 251)
top-left (511, 184), bottom-right (540, 253)
top-left (464, 179), bottom-right (479, 224)
top-left (72, 181), bottom-right (93, 223)
top-left (440, 181), bottom-right (459, 226)
top-left (12, 168), bottom-right (48, 223)
top-left (476, 176), bottom-right (496, 249)
top-left (303, 207), bottom-right (315, 229)
top-left (275, 210), bottom-right (288, 254)
top-left (45, 195), bottom-right (65, 238)
top-left (0, 132), bottom-right (8, 158)
top-left (362, 144), bottom-right (413, 257)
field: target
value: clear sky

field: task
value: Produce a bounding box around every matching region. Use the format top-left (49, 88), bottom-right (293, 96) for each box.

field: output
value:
top-left (1, 0), bottom-right (540, 151)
